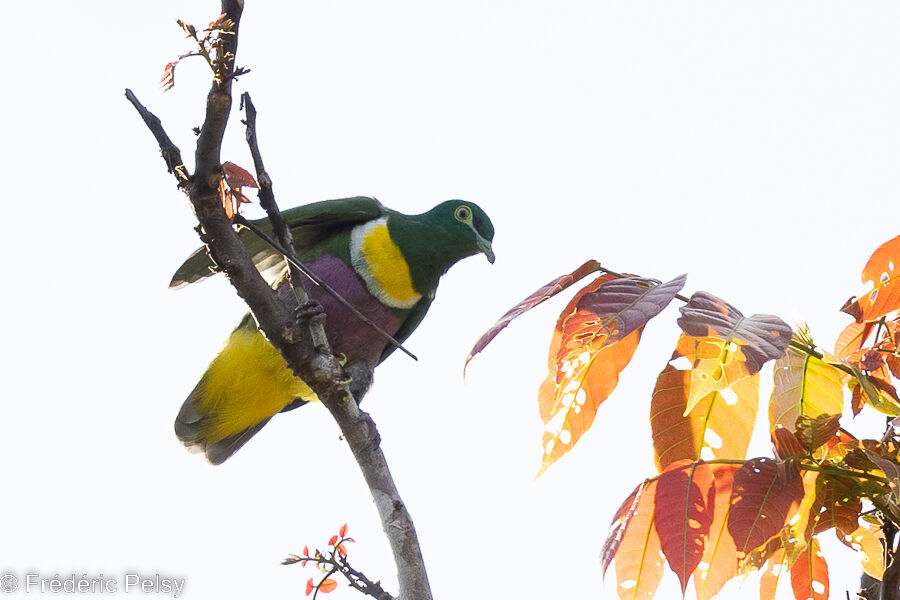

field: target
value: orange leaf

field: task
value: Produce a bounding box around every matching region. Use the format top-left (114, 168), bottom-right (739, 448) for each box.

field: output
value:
top-left (537, 328), bottom-right (641, 476)
top-left (305, 578), bottom-right (314, 596)
top-left (650, 365), bottom-right (758, 471)
top-left (339, 523), bottom-right (348, 538)
top-left (842, 521), bottom-right (885, 580)
top-left (833, 321), bottom-right (873, 359)
top-left (727, 458), bottom-right (804, 557)
top-left (327, 535), bottom-right (338, 546)
top-left (318, 578), bottom-right (338, 594)
top-left (759, 548), bottom-right (787, 600)
top-left (858, 234), bottom-right (900, 322)
top-left (694, 464), bottom-right (741, 600)
top-left (789, 538), bottom-right (829, 600)
top-left (464, 261), bottom-right (604, 373)
top-left (654, 460), bottom-right (715, 593)
top-left (602, 479), bottom-right (666, 600)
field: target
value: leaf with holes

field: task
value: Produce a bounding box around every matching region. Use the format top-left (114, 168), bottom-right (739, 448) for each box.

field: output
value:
top-left (602, 479), bottom-right (666, 600)
top-left (727, 458), bottom-right (805, 557)
top-left (769, 346), bottom-right (845, 432)
top-left (759, 549), bottom-right (787, 600)
top-left (790, 538), bottom-right (829, 600)
top-left (842, 521), bottom-right (885, 580)
top-left (464, 260), bottom-right (604, 373)
top-left (650, 365), bottom-right (758, 471)
top-left (693, 463), bottom-right (742, 600)
top-left (676, 292), bottom-right (791, 414)
top-left (654, 460), bottom-right (715, 593)
top-left (537, 328), bottom-right (641, 476)
top-left (537, 275), bottom-right (685, 475)
top-left (858, 234), bottom-right (900, 322)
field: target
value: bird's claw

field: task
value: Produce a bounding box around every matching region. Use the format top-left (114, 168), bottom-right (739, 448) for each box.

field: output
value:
top-left (293, 299), bottom-right (326, 325)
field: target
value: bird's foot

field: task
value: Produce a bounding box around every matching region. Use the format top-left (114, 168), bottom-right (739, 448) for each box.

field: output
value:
top-left (293, 299), bottom-right (326, 326)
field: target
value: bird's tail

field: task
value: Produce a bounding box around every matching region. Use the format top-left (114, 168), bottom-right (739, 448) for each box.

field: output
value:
top-left (175, 315), bottom-right (317, 464)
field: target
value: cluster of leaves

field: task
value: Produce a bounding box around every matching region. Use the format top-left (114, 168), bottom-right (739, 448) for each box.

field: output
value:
top-left (160, 14), bottom-right (246, 92)
top-left (283, 525), bottom-right (393, 600)
top-left (468, 235), bottom-right (900, 599)
top-left (283, 524), bottom-right (353, 598)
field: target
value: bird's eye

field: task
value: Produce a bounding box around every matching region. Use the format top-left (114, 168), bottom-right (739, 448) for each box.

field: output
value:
top-left (454, 205), bottom-right (472, 222)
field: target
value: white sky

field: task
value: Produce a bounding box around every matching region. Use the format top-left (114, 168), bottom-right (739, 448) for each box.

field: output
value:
top-left (4, 2), bottom-right (900, 599)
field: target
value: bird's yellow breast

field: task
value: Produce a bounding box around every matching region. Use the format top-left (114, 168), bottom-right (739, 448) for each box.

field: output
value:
top-left (350, 218), bottom-right (422, 309)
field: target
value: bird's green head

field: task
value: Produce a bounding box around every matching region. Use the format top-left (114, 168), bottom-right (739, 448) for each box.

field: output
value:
top-left (428, 200), bottom-right (496, 264)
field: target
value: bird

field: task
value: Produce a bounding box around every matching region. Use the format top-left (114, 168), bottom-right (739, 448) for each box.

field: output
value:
top-left (170, 196), bottom-right (495, 464)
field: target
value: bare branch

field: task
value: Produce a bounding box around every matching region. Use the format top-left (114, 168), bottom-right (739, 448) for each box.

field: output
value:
top-left (124, 89), bottom-right (189, 182)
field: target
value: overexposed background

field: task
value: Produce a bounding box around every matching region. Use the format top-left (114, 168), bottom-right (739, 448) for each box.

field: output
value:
top-left (3, 2), bottom-right (900, 599)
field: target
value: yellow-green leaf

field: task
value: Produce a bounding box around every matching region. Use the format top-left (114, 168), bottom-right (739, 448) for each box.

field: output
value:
top-left (769, 346), bottom-right (845, 432)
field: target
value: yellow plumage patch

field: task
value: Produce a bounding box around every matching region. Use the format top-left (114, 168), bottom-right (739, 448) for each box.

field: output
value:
top-left (194, 327), bottom-right (317, 444)
top-left (352, 220), bottom-right (422, 308)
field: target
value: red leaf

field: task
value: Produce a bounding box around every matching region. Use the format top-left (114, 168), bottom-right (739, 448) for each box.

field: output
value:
top-left (654, 460), bottom-right (715, 593)
top-left (789, 538), bottom-right (829, 600)
top-left (794, 414), bottom-right (841, 453)
top-left (160, 61), bottom-right (176, 92)
top-left (327, 535), bottom-right (338, 546)
top-left (464, 260), bottom-right (603, 373)
top-left (858, 234), bottom-right (900, 322)
top-left (223, 161), bottom-right (259, 189)
top-left (305, 578), bottom-right (314, 596)
top-left (303, 545), bottom-right (309, 556)
top-left (771, 427), bottom-right (806, 459)
top-left (727, 458), bottom-right (804, 557)
top-left (840, 297), bottom-right (863, 322)
top-left (339, 523), bottom-right (348, 537)
top-left (318, 579), bottom-right (338, 594)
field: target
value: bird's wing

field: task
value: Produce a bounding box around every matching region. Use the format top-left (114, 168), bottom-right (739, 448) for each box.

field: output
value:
top-left (378, 296), bottom-right (435, 365)
top-left (169, 196), bottom-right (385, 289)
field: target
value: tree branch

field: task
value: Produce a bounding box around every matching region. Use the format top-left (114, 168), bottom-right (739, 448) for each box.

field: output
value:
top-left (126, 2), bottom-right (433, 598)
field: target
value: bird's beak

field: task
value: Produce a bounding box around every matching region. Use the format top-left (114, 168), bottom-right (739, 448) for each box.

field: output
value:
top-left (476, 234), bottom-right (495, 264)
